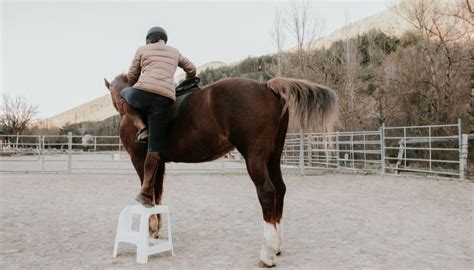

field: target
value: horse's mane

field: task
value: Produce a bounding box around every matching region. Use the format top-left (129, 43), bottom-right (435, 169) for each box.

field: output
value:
top-left (113, 74), bottom-right (130, 91)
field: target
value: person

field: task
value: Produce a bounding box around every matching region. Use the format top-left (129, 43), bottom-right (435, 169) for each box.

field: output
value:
top-left (121, 26), bottom-right (196, 207)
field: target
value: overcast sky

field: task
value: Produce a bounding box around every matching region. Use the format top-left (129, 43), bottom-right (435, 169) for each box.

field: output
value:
top-left (1, 0), bottom-right (396, 118)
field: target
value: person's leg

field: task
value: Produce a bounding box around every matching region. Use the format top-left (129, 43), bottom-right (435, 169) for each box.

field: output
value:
top-left (120, 87), bottom-right (149, 142)
top-left (136, 95), bottom-right (174, 207)
top-left (121, 101), bottom-right (148, 141)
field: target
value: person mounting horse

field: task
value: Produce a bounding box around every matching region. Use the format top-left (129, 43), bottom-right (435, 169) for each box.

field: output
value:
top-left (104, 27), bottom-right (338, 267)
top-left (119, 26), bottom-right (196, 207)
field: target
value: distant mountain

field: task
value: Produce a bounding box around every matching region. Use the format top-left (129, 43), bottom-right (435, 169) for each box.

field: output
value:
top-left (38, 1), bottom-right (429, 128)
top-left (40, 95), bottom-right (115, 128)
top-left (308, 8), bottom-right (412, 50)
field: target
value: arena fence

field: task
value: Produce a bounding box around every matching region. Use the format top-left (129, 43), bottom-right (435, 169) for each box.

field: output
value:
top-left (0, 121), bottom-right (470, 179)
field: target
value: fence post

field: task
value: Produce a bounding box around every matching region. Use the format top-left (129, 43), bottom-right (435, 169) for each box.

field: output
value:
top-left (380, 123), bottom-right (385, 174)
top-left (460, 134), bottom-right (468, 180)
top-left (40, 136), bottom-right (45, 173)
top-left (220, 157), bottom-right (225, 173)
top-left (68, 132), bottom-right (72, 173)
top-left (118, 137), bottom-right (122, 153)
top-left (299, 131), bottom-right (305, 176)
top-left (350, 133), bottom-right (354, 169)
top-left (307, 135), bottom-right (312, 167)
top-left (428, 126), bottom-right (432, 172)
top-left (15, 132), bottom-right (19, 150)
top-left (336, 131), bottom-right (340, 170)
top-left (363, 134), bottom-right (367, 170)
top-left (37, 135), bottom-right (41, 161)
top-left (458, 118), bottom-right (464, 180)
top-left (403, 127), bottom-right (407, 168)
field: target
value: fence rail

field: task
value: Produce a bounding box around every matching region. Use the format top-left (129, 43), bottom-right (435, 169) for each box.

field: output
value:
top-left (0, 121), bottom-right (470, 179)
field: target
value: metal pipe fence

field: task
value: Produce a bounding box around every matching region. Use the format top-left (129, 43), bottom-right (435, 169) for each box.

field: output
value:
top-left (0, 121), bottom-right (470, 179)
top-left (382, 120), bottom-right (463, 178)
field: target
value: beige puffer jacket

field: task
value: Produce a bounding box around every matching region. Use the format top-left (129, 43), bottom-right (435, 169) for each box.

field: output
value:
top-left (127, 40), bottom-right (196, 101)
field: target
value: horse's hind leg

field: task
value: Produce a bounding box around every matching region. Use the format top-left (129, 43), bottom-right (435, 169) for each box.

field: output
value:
top-left (268, 155), bottom-right (285, 256)
top-left (267, 117), bottom-right (288, 256)
top-left (245, 155), bottom-right (279, 267)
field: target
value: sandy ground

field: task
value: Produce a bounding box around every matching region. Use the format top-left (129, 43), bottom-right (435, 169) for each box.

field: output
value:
top-left (0, 170), bottom-right (472, 269)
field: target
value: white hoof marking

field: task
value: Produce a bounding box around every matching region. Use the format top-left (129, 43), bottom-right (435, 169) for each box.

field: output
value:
top-left (276, 222), bottom-right (283, 253)
top-left (260, 222), bottom-right (279, 266)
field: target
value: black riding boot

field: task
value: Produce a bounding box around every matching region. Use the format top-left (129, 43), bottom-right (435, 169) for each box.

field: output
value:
top-left (136, 152), bottom-right (160, 207)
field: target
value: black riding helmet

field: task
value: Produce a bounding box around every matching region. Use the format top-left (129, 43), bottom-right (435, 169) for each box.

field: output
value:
top-left (146, 26), bottom-right (168, 43)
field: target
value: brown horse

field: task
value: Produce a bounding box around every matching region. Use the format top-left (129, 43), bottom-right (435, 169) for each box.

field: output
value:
top-left (104, 75), bottom-right (337, 267)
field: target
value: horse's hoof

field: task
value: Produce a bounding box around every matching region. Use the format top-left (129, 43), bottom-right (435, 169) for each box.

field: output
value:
top-left (276, 251), bottom-right (281, 256)
top-left (257, 261), bottom-right (275, 268)
top-left (150, 231), bottom-right (160, 239)
top-left (135, 193), bottom-right (154, 208)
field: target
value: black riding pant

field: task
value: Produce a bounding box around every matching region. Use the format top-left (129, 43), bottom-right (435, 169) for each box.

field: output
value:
top-left (121, 87), bottom-right (174, 152)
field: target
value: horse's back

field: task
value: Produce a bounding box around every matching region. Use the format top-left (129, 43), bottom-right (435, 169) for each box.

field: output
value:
top-left (170, 78), bottom-right (277, 124)
top-left (162, 77), bottom-right (283, 162)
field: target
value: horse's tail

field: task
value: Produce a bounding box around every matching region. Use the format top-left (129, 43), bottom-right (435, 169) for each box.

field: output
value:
top-left (266, 77), bottom-right (338, 132)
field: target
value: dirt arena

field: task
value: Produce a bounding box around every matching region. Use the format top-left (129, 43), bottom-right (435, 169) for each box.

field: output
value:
top-left (0, 169), bottom-right (472, 269)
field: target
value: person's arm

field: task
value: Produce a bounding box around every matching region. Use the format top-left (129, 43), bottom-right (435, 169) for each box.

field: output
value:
top-left (178, 54), bottom-right (197, 78)
top-left (127, 49), bottom-right (141, 85)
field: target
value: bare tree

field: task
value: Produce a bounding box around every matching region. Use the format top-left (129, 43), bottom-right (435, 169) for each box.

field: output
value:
top-left (342, 13), bottom-right (357, 115)
top-left (271, 8), bottom-right (286, 76)
top-left (1, 94), bottom-right (39, 134)
top-left (286, 0), bottom-right (324, 75)
top-left (391, 0), bottom-right (472, 123)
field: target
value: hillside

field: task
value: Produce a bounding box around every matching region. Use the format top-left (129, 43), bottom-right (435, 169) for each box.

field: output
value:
top-left (40, 95), bottom-right (115, 128)
top-left (308, 8), bottom-right (412, 50)
top-left (39, 1), bottom-right (425, 128)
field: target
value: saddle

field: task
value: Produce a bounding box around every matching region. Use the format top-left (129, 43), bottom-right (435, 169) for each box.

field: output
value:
top-left (176, 77), bottom-right (201, 97)
top-left (167, 76), bottom-right (201, 120)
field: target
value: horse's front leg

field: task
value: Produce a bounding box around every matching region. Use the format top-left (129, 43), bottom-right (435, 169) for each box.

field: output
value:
top-left (120, 117), bottom-right (164, 238)
top-left (149, 160), bottom-right (165, 238)
top-left (130, 153), bottom-right (164, 238)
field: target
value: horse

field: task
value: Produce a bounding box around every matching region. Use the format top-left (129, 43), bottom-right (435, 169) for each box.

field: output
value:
top-left (104, 74), bottom-right (337, 267)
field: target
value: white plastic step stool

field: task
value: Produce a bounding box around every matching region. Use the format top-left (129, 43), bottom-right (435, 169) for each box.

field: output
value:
top-left (113, 204), bottom-right (174, 264)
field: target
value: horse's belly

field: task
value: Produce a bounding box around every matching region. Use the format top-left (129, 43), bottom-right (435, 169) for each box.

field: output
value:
top-left (162, 132), bottom-right (234, 163)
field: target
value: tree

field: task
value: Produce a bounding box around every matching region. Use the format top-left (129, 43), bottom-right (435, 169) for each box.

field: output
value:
top-left (286, 0), bottom-right (324, 77)
top-left (0, 94), bottom-right (39, 134)
top-left (391, 0), bottom-right (472, 124)
top-left (270, 8), bottom-right (286, 76)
